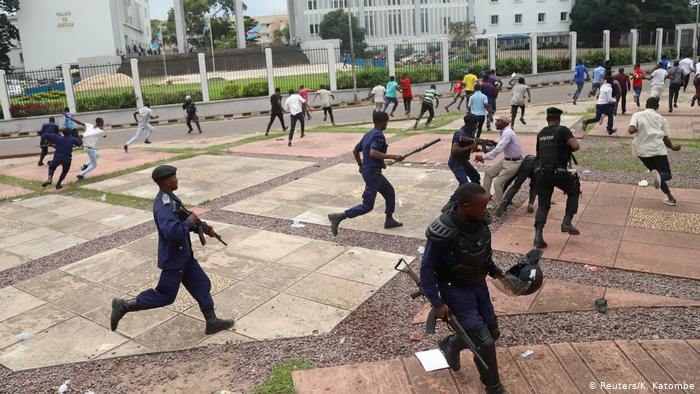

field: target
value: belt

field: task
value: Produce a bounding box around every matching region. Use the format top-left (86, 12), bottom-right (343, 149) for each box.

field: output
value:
top-left (504, 157), bottom-right (522, 161)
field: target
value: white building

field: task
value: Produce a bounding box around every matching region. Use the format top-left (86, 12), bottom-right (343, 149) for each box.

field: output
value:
top-left (254, 15), bottom-right (289, 44)
top-left (287, 0), bottom-right (574, 44)
top-left (15, 0), bottom-right (151, 70)
top-left (472, 0), bottom-right (573, 36)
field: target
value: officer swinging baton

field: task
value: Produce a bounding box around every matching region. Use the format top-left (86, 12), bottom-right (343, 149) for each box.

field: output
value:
top-left (178, 205), bottom-right (228, 246)
top-left (386, 138), bottom-right (441, 166)
top-left (393, 258), bottom-right (489, 370)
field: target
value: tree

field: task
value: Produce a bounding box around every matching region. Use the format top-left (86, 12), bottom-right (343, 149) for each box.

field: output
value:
top-left (449, 21), bottom-right (476, 42)
top-left (636, 0), bottom-right (693, 30)
top-left (0, 0), bottom-right (20, 71)
top-left (273, 26), bottom-right (290, 44)
top-left (319, 9), bottom-right (367, 55)
top-left (570, 0), bottom-right (641, 46)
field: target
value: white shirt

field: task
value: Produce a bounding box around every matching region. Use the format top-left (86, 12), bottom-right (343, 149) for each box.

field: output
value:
top-left (510, 84), bottom-right (528, 106)
top-left (284, 94), bottom-right (306, 115)
top-left (137, 107), bottom-right (153, 126)
top-left (629, 109), bottom-right (669, 157)
top-left (81, 123), bottom-right (106, 149)
top-left (371, 85), bottom-right (386, 103)
top-left (650, 68), bottom-right (668, 87)
top-left (316, 89), bottom-right (332, 107)
top-left (596, 84), bottom-right (615, 105)
top-left (679, 58), bottom-right (694, 75)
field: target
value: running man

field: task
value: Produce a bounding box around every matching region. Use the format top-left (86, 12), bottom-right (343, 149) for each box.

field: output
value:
top-left (77, 118), bottom-right (107, 181)
top-left (382, 76), bottom-right (400, 116)
top-left (414, 84), bottom-right (439, 129)
top-left (284, 89), bottom-right (306, 147)
top-left (313, 85), bottom-right (336, 125)
top-left (265, 88), bottom-right (287, 135)
top-left (182, 95), bottom-right (202, 134)
top-left (444, 80), bottom-right (465, 112)
top-left (299, 85), bottom-right (313, 120)
top-left (572, 60), bottom-right (588, 105)
top-left (369, 83), bottom-right (387, 113)
top-left (124, 103), bottom-right (158, 152)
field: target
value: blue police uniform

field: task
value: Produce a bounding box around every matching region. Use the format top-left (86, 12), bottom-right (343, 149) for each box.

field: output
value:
top-left (345, 127), bottom-right (396, 218)
top-left (448, 126), bottom-right (481, 185)
top-left (38, 122), bottom-right (60, 164)
top-left (42, 133), bottom-right (81, 186)
top-left (135, 191), bottom-right (214, 312)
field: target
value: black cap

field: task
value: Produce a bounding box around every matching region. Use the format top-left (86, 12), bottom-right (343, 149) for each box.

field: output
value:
top-left (151, 165), bottom-right (177, 182)
top-left (373, 111), bottom-right (389, 123)
top-left (546, 107), bottom-right (563, 117)
top-left (463, 114), bottom-right (479, 124)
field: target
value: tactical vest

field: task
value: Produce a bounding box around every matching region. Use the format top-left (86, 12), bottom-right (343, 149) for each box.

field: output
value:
top-left (537, 126), bottom-right (566, 168)
top-left (426, 212), bottom-right (492, 288)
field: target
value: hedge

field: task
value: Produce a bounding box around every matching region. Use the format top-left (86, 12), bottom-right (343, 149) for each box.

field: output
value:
top-left (10, 102), bottom-right (65, 118)
top-left (76, 91), bottom-right (137, 112)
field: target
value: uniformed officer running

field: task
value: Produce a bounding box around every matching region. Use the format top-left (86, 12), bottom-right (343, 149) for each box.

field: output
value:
top-left (533, 107), bottom-right (581, 248)
top-left (420, 182), bottom-right (511, 394)
top-left (41, 127), bottom-right (83, 190)
top-left (327, 111), bottom-right (404, 236)
top-left (110, 165), bottom-right (234, 335)
top-left (448, 114), bottom-right (482, 185)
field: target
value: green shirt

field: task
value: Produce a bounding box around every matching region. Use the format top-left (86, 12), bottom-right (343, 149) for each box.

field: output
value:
top-left (422, 88), bottom-right (438, 104)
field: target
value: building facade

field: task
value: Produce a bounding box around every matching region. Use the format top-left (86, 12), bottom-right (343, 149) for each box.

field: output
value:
top-left (472, 0), bottom-right (573, 36)
top-left (255, 15), bottom-right (289, 44)
top-left (15, 0), bottom-right (151, 70)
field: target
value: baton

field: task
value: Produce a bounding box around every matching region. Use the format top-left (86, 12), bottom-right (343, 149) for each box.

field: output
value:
top-left (386, 138), bottom-right (441, 166)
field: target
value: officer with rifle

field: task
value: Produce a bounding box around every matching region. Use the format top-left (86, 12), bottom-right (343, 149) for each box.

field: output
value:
top-left (110, 165), bottom-right (234, 335)
top-left (533, 107), bottom-right (582, 248)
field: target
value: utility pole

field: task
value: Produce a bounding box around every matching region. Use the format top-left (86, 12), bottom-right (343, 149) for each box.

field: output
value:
top-left (347, 0), bottom-right (358, 103)
top-left (696, 0), bottom-right (699, 63)
top-left (209, 14), bottom-right (216, 73)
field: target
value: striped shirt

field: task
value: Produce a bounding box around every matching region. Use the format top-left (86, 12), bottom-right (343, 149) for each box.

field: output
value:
top-left (422, 88), bottom-right (438, 104)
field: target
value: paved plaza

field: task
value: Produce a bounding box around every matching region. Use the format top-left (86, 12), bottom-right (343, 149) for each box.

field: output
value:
top-left (0, 195), bottom-right (151, 272)
top-left (0, 183), bottom-right (31, 199)
top-left (133, 134), bottom-right (257, 150)
top-left (84, 154), bottom-right (314, 204)
top-left (228, 132), bottom-right (372, 158)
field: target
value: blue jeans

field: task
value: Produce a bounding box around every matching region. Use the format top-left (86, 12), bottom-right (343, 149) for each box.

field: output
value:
top-left (573, 81), bottom-right (584, 102)
top-left (79, 148), bottom-right (99, 177)
top-left (345, 168), bottom-right (395, 218)
top-left (633, 86), bottom-right (642, 105)
top-left (584, 103), bottom-right (615, 131)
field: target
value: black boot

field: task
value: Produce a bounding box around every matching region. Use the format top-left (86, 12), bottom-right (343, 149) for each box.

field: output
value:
top-left (486, 383), bottom-right (509, 394)
top-left (203, 309), bottom-right (234, 335)
top-left (41, 177), bottom-right (52, 187)
top-left (110, 298), bottom-right (140, 331)
top-left (384, 214), bottom-right (403, 229)
top-left (438, 334), bottom-right (465, 371)
top-left (561, 216), bottom-right (580, 235)
top-left (534, 224), bottom-right (547, 248)
top-left (328, 212), bottom-right (347, 236)
top-left (495, 200), bottom-right (510, 217)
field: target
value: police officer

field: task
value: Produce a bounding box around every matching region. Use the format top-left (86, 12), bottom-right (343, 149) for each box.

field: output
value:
top-left (533, 107), bottom-right (581, 248)
top-left (327, 111), bottom-right (404, 236)
top-left (448, 114), bottom-right (481, 185)
top-left (182, 95), bottom-right (202, 134)
top-left (37, 116), bottom-right (60, 166)
top-left (110, 165), bottom-right (234, 335)
top-left (41, 127), bottom-right (82, 190)
top-left (420, 183), bottom-right (511, 394)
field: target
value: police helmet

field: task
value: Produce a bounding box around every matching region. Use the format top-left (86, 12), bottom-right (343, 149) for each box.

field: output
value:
top-left (506, 248), bottom-right (544, 295)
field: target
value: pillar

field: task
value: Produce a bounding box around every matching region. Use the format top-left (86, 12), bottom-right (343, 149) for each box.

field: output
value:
top-left (569, 31), bottom-right (577, 70)
top-left (388, 43), bottom-right (396, 78)
top-left (130, 58), bottom-right (144, 108)
top-left (198, 53), bottom-right (210, 102)
top-left (265, 48), bottom-right (275, 95)
top-left (630, 29), bottom-right (638, 66)
top-left (235, 0), bottom-right (246, 49)
top-left (530, 33), bottom-right (538, 75)
top-left (441, 39), bottom-right (450, 82)
top-left (676, 27), bottom-right (682, 59)
top-left (173, 0), bottom-right (187, 53)
top-left (0, 70), bottom-right (12, 120)
top-left (603, 29), bottom-right (610, 62)
top-left (327, 45), bottom-right (338, 91)
top-left (656, 27), bottom-right (663, 61)
top-left (488, 36), bottom-right (497, 71)
top-left (61, 64), bottom-right (76, 114)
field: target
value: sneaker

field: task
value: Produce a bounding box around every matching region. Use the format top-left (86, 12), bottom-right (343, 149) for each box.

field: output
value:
top-left (187, 129), bottom-right (193, 134)
top-left (123, 144), bottom-right (128, 153)
top-left (444, 106), bottom-right (450, 113)
top-left (607, 128), bottom-right (617, 135)
top-left (287, 141), bottom-right (292, 147)
top-left (76, 175), bottom-right (84, 181)
top-left (425, 123), bottom-right (432, 128)
top-left (650, 169), bottom-right (661, 189)
top-left (81, 164), bottom-right (88, 171)
top-left (144, 139), bottom-right (152, 144)
top-left (389, 112), bottom-right (394, 117)
top-left (520, 117), bottom-right (526, 125)
top-left (55, 184), bottom-right (63, 190)
top-left (663, 198), bottom-right (677, 206)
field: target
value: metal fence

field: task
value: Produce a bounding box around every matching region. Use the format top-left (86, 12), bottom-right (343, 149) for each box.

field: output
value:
top-left (496, 35), bottom-right (531, 75)
top-left (661, 29), bottom-right (677, 58)
top-left (610, 31), bottom-right (632, 66)
top-left (139, 53), bottom-right (203, 107)
top-left (207, 50), bottom-right (267, 101)
top-left (578, 32), bottom-right (605, 66)
top-left (537, 34), bottom-right (570, 72)
top-left (637, 30), bottom-right (657, 63)
top-left (448, 39), bottom-right (489, 80)
top-left (273, 47), bottom-right (330, 94)
top-left (394, 42), bottom-right (443, 84)
top-left (680, 29), bottom-right (695, 58)
top-left (337, 44), bottom-right (388, 89)
top-left (73, 63), bottom-right (136, 113)
top-left (5, 67), bottom-right (67, 118)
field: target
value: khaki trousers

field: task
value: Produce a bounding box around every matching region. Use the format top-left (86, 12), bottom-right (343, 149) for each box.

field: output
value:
top-left (483, 159), bottom-right (522, 203)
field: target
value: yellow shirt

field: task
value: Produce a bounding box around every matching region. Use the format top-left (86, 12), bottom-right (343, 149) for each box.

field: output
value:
top-left (463, 74), bottom-right (478, 91)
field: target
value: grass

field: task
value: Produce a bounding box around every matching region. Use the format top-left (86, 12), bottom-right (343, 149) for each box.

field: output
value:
top-left (255, 358), bottom-right (315, 394)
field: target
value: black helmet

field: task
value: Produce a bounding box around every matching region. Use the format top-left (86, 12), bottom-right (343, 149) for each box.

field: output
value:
top-left (506, 249), bottom-right (544, 295)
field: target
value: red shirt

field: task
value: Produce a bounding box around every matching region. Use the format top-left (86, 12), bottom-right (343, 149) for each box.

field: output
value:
top-left (400, 78), bottom-right (412, 98)
top-left (632, 69), bottom-right (645, 88)
top-left (299, 88), bottom-right (311, 100)
top-left (452, 80), bottom-right (463, 94)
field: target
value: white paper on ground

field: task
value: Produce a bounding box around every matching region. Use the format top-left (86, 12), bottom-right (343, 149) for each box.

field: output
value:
top-left (415, 349), bottom-right (449, 371)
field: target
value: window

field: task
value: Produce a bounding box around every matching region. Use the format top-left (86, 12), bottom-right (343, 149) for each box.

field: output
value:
top-left (490, 15), bottom-right (499, 25)
top-left (560, 12), bottom-right (568, 21)
top-left (364, 0), bottom-right (374, 5)
top-left (388, 10), bottom-right (402, 35)
top-left (333, 0), bottom-right (347, 7)
top-left (365, 13), bottom-right (375, 35)
top-left (388, 0), bottom-right (401, 5)
top-left (307, 0), bottom-right (317, 10)
top-left (490, 0), bottom-right (498, 3)
top-left (537, 13), bottom-right (545, 23)
top-left (443, 16), bottom-right (451, 34)
top-left (514, 14), bottom-right (522, 24)
top-left (420, 9), bottom-right (428, 33)
top-left (309, 24), bottom-right (319, 34)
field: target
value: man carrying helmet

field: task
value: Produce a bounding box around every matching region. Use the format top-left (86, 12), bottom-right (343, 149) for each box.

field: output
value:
top-left (183, 95), bottom-right (202, 134)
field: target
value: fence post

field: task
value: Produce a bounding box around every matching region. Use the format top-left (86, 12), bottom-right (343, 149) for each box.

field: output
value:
top-left (676, 27), bottom-right (682, 59)
top-left (61, 64), bottom-right (77, 114)
top-left (488, 36), bottom-right (497, 71)
top-left (327, 45), bottom-right (338, 91)
top-left (569, 31), bottom-right (577, 70)
top-left (130, 58), bottom-right (144, 108)
top-left (630, 29), bottom-right (638, 66)
top-left (0, 70), bottom-right (12, 120)
top-left (530, 33), bottom-right (538, 75)
top-left (388, 43), bottom-right (396, 78)
top-left (198, 53), bottom-right (210, 103)
top-left (441, 39), bottom-right (450, 82)
top-left (656, 27), bottom-right (663, 61)
top-left (603, 29), bottom-right (611, 62)
top-left (265, 47), bottom-right (275, 96)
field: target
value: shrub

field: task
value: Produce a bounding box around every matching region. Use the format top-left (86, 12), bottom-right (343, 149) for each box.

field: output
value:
top-left (449, 61), bottom-right (488, 81)
top-left (496, 58), bottom-right (532, 76)
top-left (220, 83), bottom-right (244, 99)
top-left (143, 90), bottom-right (202, 106)
top-left (680, 46), bottom-right (694, 58)
top-left (242, 81), bottom-right (269, 97)
top-left (637, 49), bottom-right (656, 63)
top-left (338, 67), bottom-right (388, 89)
top-left (10, 102), bottom-right (65, 118)
top-left (537, 56), bottom-right (570, 72)
top-left (76, 91), bottom-right (137, 112)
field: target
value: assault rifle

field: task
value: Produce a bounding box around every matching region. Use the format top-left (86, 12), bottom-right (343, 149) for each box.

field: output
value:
top-left (394, 258), bottom-right (489, 369)
top-left (386, 138), bottom-right (441, 166)
top-left (178, 205), bottom-right (227, 246)
top-left (459, 135), bottom-right (497, 153)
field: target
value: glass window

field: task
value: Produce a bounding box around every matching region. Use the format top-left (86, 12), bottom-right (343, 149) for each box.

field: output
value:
top-left (538, 13), bottom-right (545, 22)
top-left (514, 14), bottom-right (522, 24)
top-left (490, 15), bottom-right (499, 25)
top-left (560, 12), bottom-right (568, 21)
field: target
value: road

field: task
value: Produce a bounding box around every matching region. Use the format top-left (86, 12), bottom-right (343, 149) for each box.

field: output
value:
top-left (0, 84), bottom-right (581, 156)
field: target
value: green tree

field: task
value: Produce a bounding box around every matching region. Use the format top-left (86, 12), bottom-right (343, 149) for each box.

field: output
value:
top-left (636, 0), bottom-right (693, 29)
top-left (273, 26), bottom-right (290, 44)
top-left (0, 0), bottom-right (20, 71)
top-left (570, 0), bottom-right (641, 46)
top-left (319, 9), bottom-right (367, 55)
top-left (449, 21), bottom-right (476, 42)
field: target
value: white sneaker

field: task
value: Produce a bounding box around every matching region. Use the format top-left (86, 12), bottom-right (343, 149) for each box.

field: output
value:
top-left (663, 198), bottom-right (677, 206)
top-left (650, 170), bottom-right (661, 189)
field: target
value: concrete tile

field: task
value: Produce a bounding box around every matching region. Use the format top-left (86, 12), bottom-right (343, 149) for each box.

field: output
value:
top-left (186, 281), bottom-right (277, 321)
top-left (615, 241), bottom-right (699, 280)
top-left (492, 225), bottom-right (568, 260)
top-left (61, 249), bottom-right (153, 283)
top-left (486, 277), bottom-right (538, 316)
top-left (529, 279), bottom-right (604, 313)
top-left (0, 316), bottom-right (127, 371)
top-left (318, 247), bottom-right (410, 287)
top-left (168, 273), bottom-right (236, 313)
top-left (135, 314), bottom-right (208, 352)
top-left (99, 262), bottom-right (161, 294)
top-left (0, 226), bottom-right (55, 250)
top-left (604, 288), bottom-right (700, 309)
top-left (0, 304), bottom-right (74, 350)
top-left (119, 232), bottom-right (159, 257)
top-left (286, 273), bottom-right (377, 310)
top-left (45, 219), bottom-right (116, 240)
top-left (230, 230), bottom-right (311, 262)
top-left (594, 182), bottom-right (637, 198)
top-left (197, 330), bottom-right (253, 347)
top-left (0, 286), bottom-right (46, 322)
top-left (14, 270), bottom-right (92, 302)
top-left (402, 356), bottom-right (460, 394)
top-left (0, 251), bottom-right (28, 272)
top-left (198, 251), bottom-right (270, 280)
top-left (84, 304), bottom-right (177, 338)
top-left (573, 341), bottom-right (647, 387)
top-left (229, 132), bottom-right (362, 158)
top-left (559, 222), bottom-right (624, 267)
top-left (0, 184), bottom-right (31, 199)
top-left (549, 342), bottom-right (606, 394)
top-left (6, 209), bottom-right (72, 227)
top-left (622, 227), bottom-right (700, 250)
top-left (275, 241), bottom-right (348, 271)
top-left (5, 232), bottom-right (86, 260)
top-left (578, 203), bottom-right (630, 226)
top-left (52, 284), bottom-right (122, 315)
top-left (246, 265), bottom-right (309, 291)
top-left (234, 293), bottom-right (349, 340)
top-left (96, 340), bottom-right (153, 360)
top-left (292, 359), bottom-right (412, 394)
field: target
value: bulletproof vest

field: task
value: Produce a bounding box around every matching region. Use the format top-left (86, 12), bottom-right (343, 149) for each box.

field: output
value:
top-left (426, 211), bottom-right (492, 288)
top-left (537, 126), bottom-right (565, 168)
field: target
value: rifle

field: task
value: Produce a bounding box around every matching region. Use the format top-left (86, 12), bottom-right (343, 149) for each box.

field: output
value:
top-left (394, 258), bottom-right (489, 370)
top-left (459, 135), bottom-right (497, 153)
top-left (386, 138), bottom-right (441, 166)
top-left (178, 205), bottom-right (228, 246)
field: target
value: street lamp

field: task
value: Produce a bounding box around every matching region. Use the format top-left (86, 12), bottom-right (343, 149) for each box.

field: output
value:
top-left (347, 0), bottom-right (358, 103)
